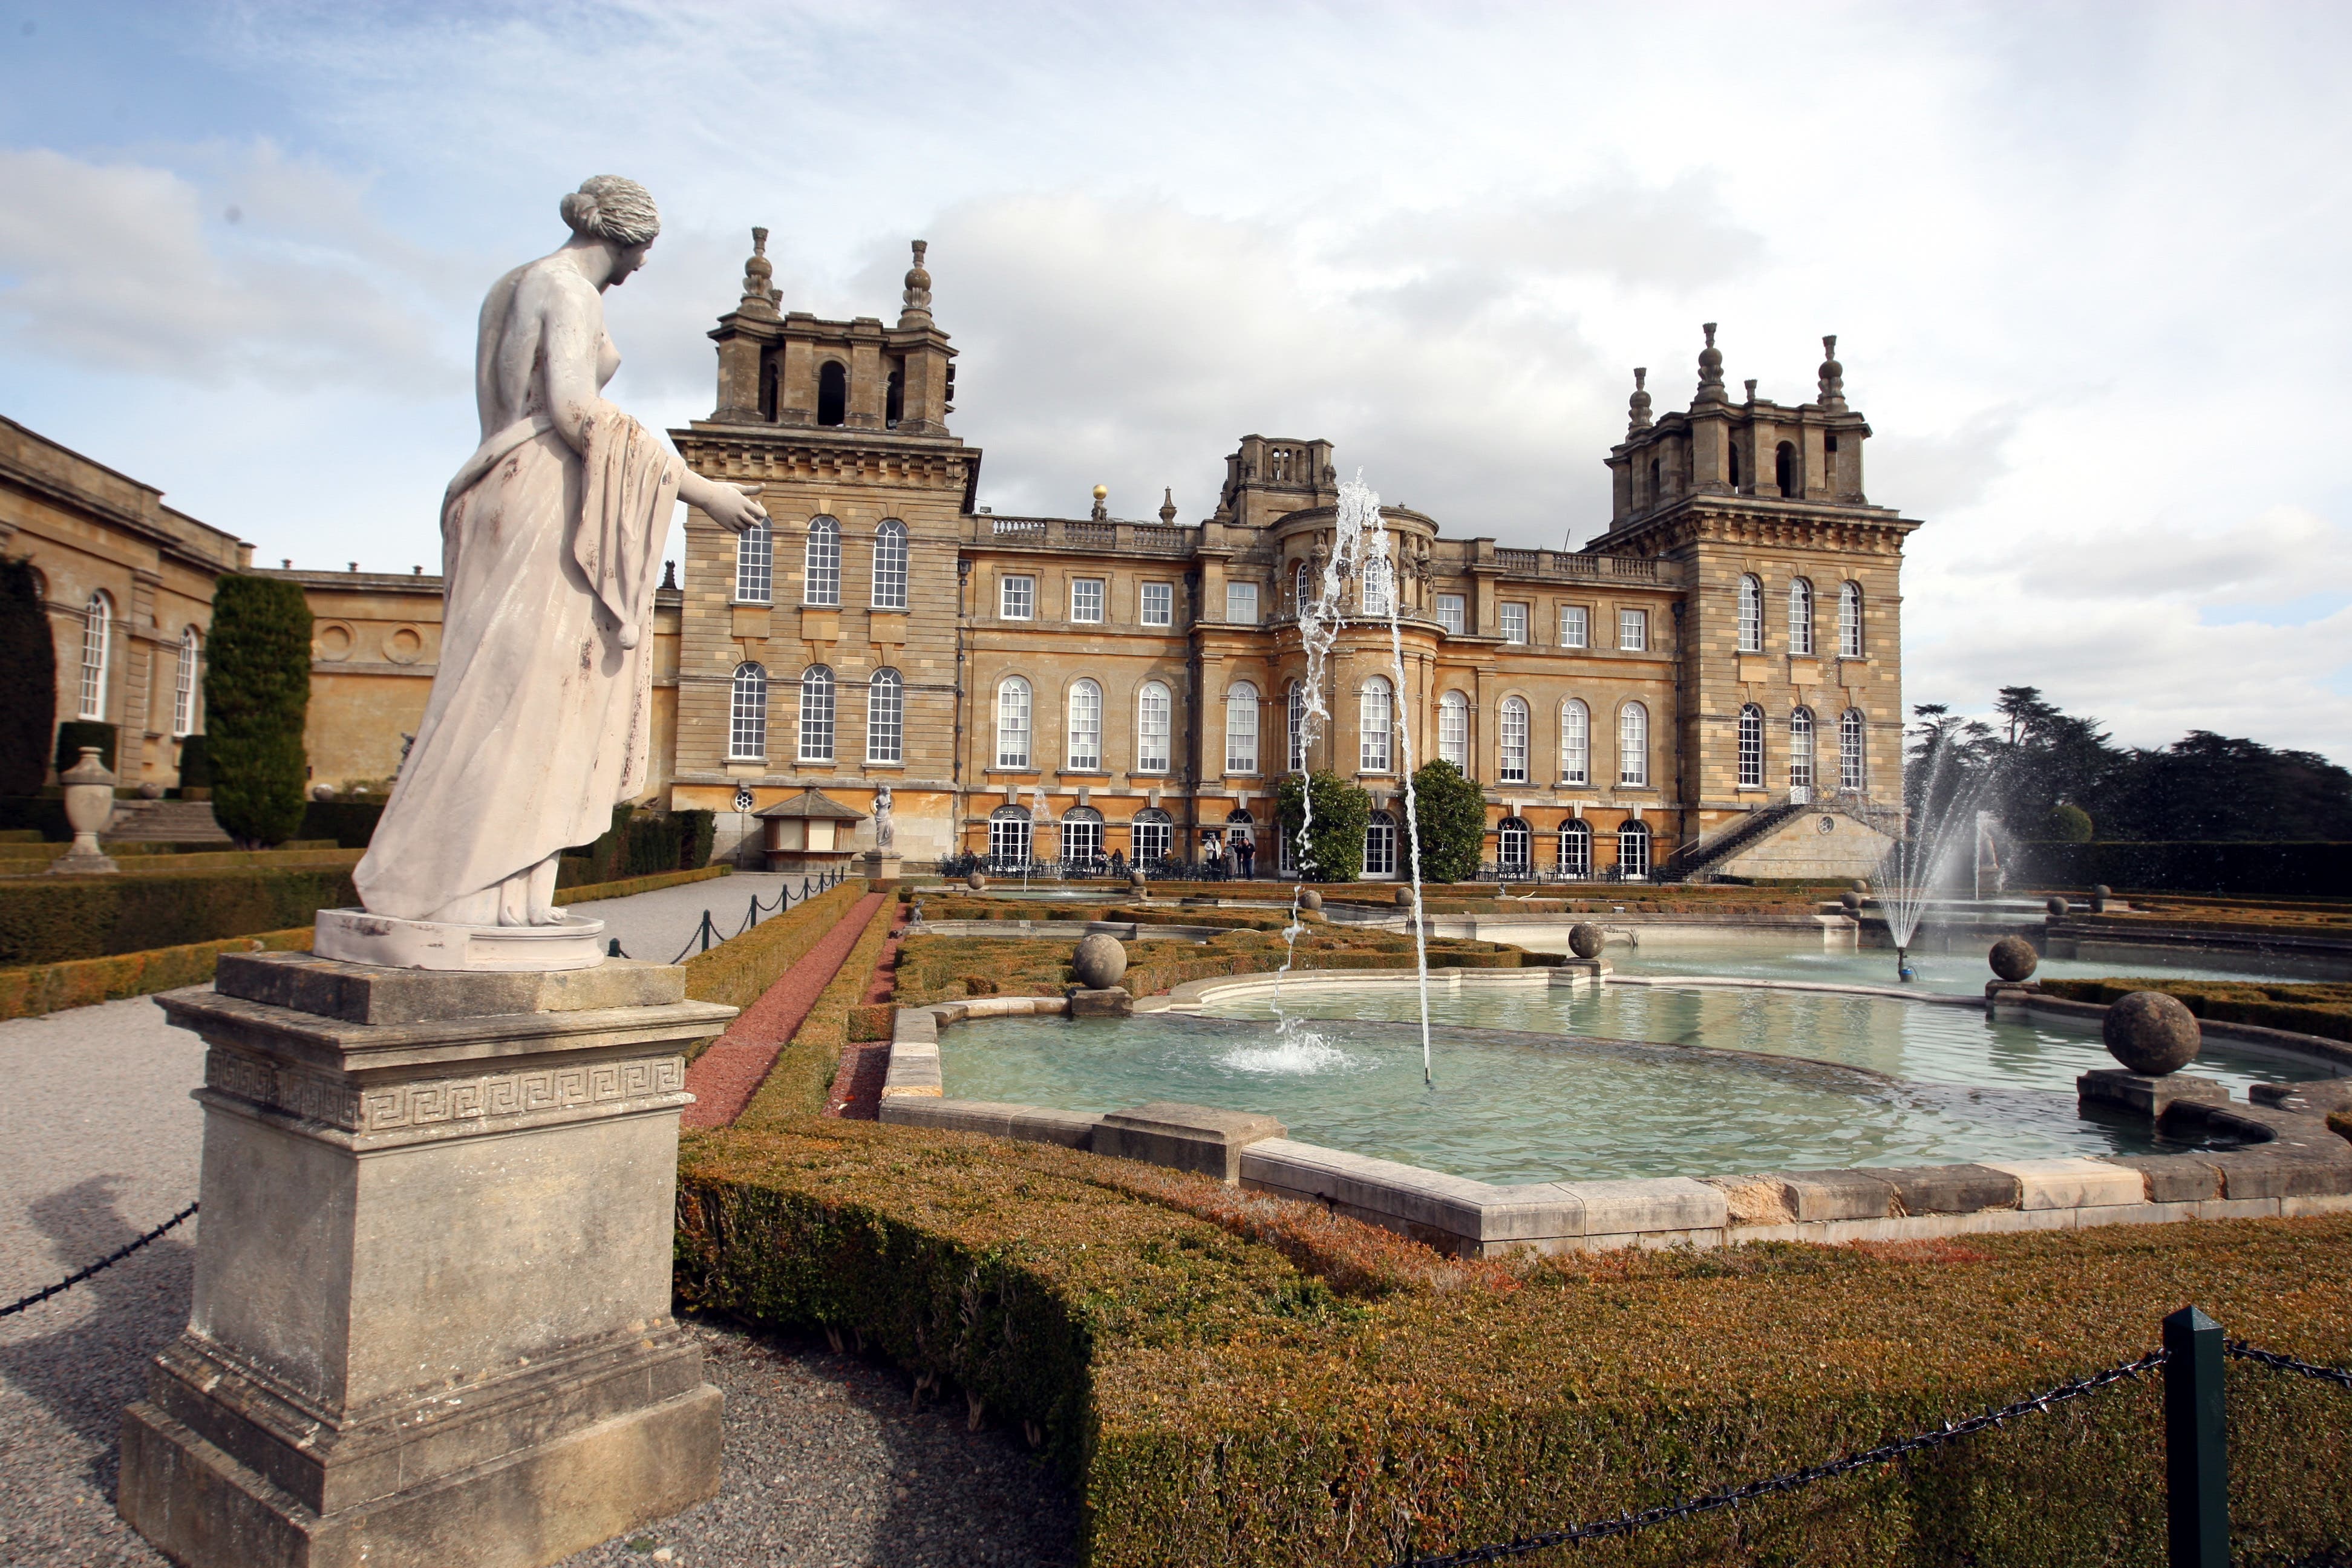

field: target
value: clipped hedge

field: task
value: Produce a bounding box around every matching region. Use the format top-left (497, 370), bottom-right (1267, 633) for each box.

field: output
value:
top-left (678, 1121), bottom-right (2352, 1566)
top-left (737, 889), bottom-right (897, 1125)
top-left (0, 867), bottom-right (359, 965)
top-left (53, 719), bottom-right (118, 775)
top-left (299, 799), bottom-right (386, 848)
top-left (2039, 978), bottom-right (2352, 1045)
top-left (2021, 839), bottom-right (2352, 898)
top-left (0, 925), bottom-right (313, 1020)
top-left (678, 879), bottom-right (864, 1014)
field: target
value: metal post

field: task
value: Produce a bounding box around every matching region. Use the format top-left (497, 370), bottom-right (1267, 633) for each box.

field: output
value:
top-left (607, 938), bottom-right (621, 958)
top-left (2164, 1305), bottom-right (2229, 1568)
top-left (748, 895), bottom-right (759, 930)
top-left (698, 911), bottom-right (713, 955)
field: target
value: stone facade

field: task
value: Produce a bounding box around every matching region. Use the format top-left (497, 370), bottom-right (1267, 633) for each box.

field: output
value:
top-left (0, 414), bottom-right (251, 790)
top-left (664, 240), bottom-right (1923, 881)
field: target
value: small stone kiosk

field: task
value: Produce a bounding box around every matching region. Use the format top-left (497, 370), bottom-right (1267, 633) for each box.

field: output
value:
top-left (753, 786), bottom-right (866, 876)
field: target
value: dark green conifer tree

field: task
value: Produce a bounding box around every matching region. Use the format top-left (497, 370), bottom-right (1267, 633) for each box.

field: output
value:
top-left (0, 557), bottom-right (56, 797)
top-left (204, 575), bottom-right (313, 847)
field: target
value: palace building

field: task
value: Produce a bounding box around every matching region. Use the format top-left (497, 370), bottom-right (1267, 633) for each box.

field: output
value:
top-left (662, 235), bottom-right (1923, 881)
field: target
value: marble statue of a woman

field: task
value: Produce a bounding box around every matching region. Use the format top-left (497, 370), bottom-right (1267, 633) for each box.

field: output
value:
top-left (344, 177), bottom-right (765, 950)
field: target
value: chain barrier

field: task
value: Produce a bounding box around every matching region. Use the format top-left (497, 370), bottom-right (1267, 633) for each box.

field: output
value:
top-left (1397, 1350), bottom-right (2169, 1567)
top-left (2226, 1340), bottom-right (2352, 1391)
top-left (2, 1203), bottom-right (200, 1319)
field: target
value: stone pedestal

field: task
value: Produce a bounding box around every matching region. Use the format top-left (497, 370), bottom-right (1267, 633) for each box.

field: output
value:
top-left (120, 952), bottom-right (736, 1568)
top-left (858, 849), bottom-right (902, 884)
top-left (2077, 1067), bottom-right (2229, 1128)
top-left (1067, 985), bottom-right (1133, 1018)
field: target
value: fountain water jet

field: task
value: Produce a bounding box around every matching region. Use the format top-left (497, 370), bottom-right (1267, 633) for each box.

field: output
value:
top-left (1867, 739), bottom-right (1996, 981)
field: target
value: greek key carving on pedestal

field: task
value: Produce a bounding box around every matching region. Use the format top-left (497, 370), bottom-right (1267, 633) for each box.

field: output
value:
top-left (208, 1049), bottom-right (685, 1133)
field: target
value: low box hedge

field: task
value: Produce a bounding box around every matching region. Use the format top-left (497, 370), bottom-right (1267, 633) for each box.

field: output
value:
top-left (893, 929), bottom-right (1552, 1006)
top-left (0, 867), bottom-right (360, 965)
top-left (0, 924), bottom-right (313, 1020)
top-left (737, 889), bottom-right (898, 1125)
top-left (298, 799), bottom-right (387, 848)
top-left (2022, 839), bottom-right (2352, 898)
top-left (2039, 977), bottom-right (2352, 1045)
top-left (677, 879), bottom-right (864, 1016)
top-left (678, 1120), bottom-right (2352, 1566)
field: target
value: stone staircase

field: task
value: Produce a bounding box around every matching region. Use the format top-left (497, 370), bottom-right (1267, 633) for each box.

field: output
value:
top-left (1655, 801), bottom-right (1807, 882)
top-left (103, 798), bottom-right (232, 845)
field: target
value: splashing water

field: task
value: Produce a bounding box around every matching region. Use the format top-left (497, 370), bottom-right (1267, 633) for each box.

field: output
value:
top-left (1220, 1022), bottom-right (1361, 1076)
top-left (1867, 737), bottom-right (1997, 981)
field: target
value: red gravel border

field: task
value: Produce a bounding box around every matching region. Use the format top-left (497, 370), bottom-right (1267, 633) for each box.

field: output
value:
top-left (682, 891), bottom-right (886, 1129)
top-left (826, 900), bottom-right (913, 1120)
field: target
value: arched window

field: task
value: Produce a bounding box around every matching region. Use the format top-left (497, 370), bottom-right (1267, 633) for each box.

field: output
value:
top-left (817, 361), bottom-right (848, 426)
top-left (1559, 699), bottom-right (1590, 786)
top-left (1788, 577), bottom-right (1814, 656)
top-left (803, 517), bottom-right (841, 606)
top-left (1557, 818), bottom-right (1593, 878)
top-left (1294, 560), bottom-right (1312, 615)
top-left (798, 665), bottom-right (835, 762)
top-left (1132, 807), bottom-right (1172, 867)
top-left (1286, 680), bottom-right (1308, 772)
top-left (1840, 708), bottom-right (1867, 792)
top-left (78, 591), bottom-right (111, 720)
top-left (1789, 707), bottom-right (1817, 797)
top-left (728, 662), bottom-right (767, 759)
top-left (1136, 681), bottom-right (1171, 773)
top-left (733, 523), bottom-right (772, 604)
top-left (1361, 552), bottom-right (1393, 616)
top-left (1438, 690), bottom-right (1469, 769)
top-left (1736, 573), bottom-right (1764, 653)
top-left (172, 626), bottom-right (200, 736)
top-left (995, 676), bottom-right (1031, 769)
top-left (988, 804), bottom-right (1031, 867)
top-left (872, 520), bottom-right (909, 610)
top-left (1737, 704), bottom-right (1765, 789)
top-left (1224, 681), bottom-right (1259, 774)
top-left (866, 668), bottom-right (903, 763)
top-left (1066, 679), bottom-right (1103, 771)
top-left (1775, 441), bottom-right (1796, 497)
top-left (1838, 581), bottom-right (1864, 658)
top-left (1618, 820), bottom-right (1652, 879)
top-left (1359, 677), bottom-right (1393, 772)
top-left (1060, 805), bottom-right (1104, 867)
top-left (1364, 811), bottom-right (1397, 877)
top-left (1618, 701), bottom-right (1648, 788)
top-left (1498, 696), bottom-right (1530, 784)
top-left (1498, 816), bottom-right (1532, 875)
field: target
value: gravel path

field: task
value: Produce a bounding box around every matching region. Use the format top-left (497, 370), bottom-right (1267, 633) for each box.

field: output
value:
top-left (1, 988), bottom-right (1077, 1566)
top-left (571, 870), bottom-right (815, 965)
top-left (683, 891), bottom-right (887, 1129)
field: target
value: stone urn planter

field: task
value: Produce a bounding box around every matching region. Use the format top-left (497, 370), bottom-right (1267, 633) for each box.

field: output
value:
top-left (50, 747), bottom-right (120, 875)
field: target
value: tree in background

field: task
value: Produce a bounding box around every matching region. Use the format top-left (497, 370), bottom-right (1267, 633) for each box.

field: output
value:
top-left (1406, 757), bottom-right (1485, 884)
top-left (2045, 802), bottom-right (2094, 842)
top-left (0, 557), bottom-right (57, 797)
top-left (1276, 770), bottom-right (1370, 883)
top-left (204, 575), bottom-right (313, 848)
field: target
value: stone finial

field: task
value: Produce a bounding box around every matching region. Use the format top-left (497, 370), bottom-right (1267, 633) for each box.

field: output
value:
top-left (1743, 378), bottom-right (1758, 403)
top-left (1818, 334), bottom-right (1846, 408)
top-left (1159, 487), bottom-right (1178, 524)
top-left (1627, 367), bottom-right (1652, 432)
top-left (1091, 483), bottom-right (1109, 522)
top-left (900, 239), bottom-right (933, 327)
top-left (738, 227), bottom-right (779, 317)
top-left (1695, 322), bottom-right (1726, 403)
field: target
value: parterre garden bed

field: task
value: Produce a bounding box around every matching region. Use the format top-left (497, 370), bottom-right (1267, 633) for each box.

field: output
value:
top-left (2040, 977), bottom-right (2352, 1045)
top-left (676, 1117), bottom-right (2352, 1566)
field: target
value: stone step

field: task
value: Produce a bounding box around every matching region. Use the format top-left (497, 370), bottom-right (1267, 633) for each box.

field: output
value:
top-left (103, 798), bottom-right (231, 844)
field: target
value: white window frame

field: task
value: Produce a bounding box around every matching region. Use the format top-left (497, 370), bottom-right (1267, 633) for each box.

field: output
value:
top-left (1619, 607), bottom-right (1648, 652)
top-left (1132, 809), bottom-right (1172, 865)
top-left (1618, 821), bottom-right (1651, 878)
top-left (1135, 681), bottom-right (1171, 773)
top-left (872, 520), bottom-right (909, 610)
top-left (995, 676), bottom-right (1031, 768)
top-left (1500, 601), bottom-right (1528, 645)
top-left (728, 662), bottom-right (767, 760)
top-left (1789, 707), bottom-right (1816, 794)
top-left (1737, 704), bottom-right (1765, 788)
top-left (1364, 811), bottom-right (1397, 877)
top-left (1071, 577), bottom-right (1105, 624)
top-left (1618, 701), bottom-right (1649, 788)
top-left (1066, 679), bottom-right (1103, 771)
top-left (1498, 817), bottom-right (1532, 873)
top-left (734, 523), bottom-right (773, 605)
top-left (1436, 593), bottom-right (1466, 635)
top-left (1559, 604), bottom-right (1589, 648)
top-left (798, 665), bottom-right (835, 763)
top-left (803, 517), bottom-right (841, 607)
top-left (1559, 699), bottom-right (1590, 786)
top-left (1498, 696), bottom-right (1530, 784)
top-left (1287, 681), bottom-right (1309, 773)
top-left (1840, 708), bottom-right (1867, 791)
top-left (1361, 555), bottom-right (1393, 617)
top-left (172, 626), bottom-right (200, 736)
top-left (79, 591), bottom-right (111, 720)
top-left (1438, 690), bottom-right (1469, 769)
top-left (1226, 580), bottom-right (1259, 625)
top-left (1788, 577), bottom-right (1814, 656)
top-left (1557, 820), bottom-right (1592, 878)
top-left (1060, 809), bottom-right (1104, 866)
top-left (1838, 581), bottom-right (1864, 658)
top-left (1359, 678), bottom-right (1393, 773)
top-left (988, 806), bottom-right (1031, 866)
top-left (866, 668), bottom-right (903, 763)
top-left (1737, 574), bottom-right (1764, 653)
top-left (999, 574), bottom-right (1035, 620)
top-left (1140, 581), bottom-right (1172, 627)
top-left (1224, 682), bottom-right (1259, 774)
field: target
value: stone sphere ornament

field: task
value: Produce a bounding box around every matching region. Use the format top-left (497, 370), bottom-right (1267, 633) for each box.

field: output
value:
top-left (1072, 931), bottom-right (1129, 990)
top-left (1394, 886), bottom-right (1417, 907)
top-left (1851, 878), bottom-right (1870, 895)
top-left (2103, 990), bottom-right (2201, 1076)
top-left (1988, 936), bottom-right (2039, 983)
top-left (2045, 895), bottom-right (2069, 918)
top-left (1840, 890), bottom-right (1863, 913)
top-left (1569, 923), bottom-right (1606, 959)
top-left (966, 871), bottom-right (987, 892)
top-left (1298, 889), bottom-right (1323, 911)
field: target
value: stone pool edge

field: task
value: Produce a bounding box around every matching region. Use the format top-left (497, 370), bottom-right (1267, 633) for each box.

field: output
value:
top-left (876, 970), bottom-right (2352, 1259)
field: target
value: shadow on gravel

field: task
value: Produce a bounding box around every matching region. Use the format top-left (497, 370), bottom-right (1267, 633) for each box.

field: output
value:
top-left (0, 1177), bottom-right (194, 1498)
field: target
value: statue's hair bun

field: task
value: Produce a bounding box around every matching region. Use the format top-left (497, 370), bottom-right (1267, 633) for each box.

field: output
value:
top-left (559, 176), bottom-right (661, 247)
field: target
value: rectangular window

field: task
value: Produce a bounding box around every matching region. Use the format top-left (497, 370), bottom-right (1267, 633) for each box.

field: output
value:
top-left (1560, 604), bottom-right (1589, 648)
top-left (803, 525), bottom-right (841, 607)
top-left (1436, 593), bottom-right (1465, 635)
top-left (1140, 581), bottom-right (1172, 627)
top-left (1500, 602), bottom-right (1528, 644)
top-left (1137, 685), bottom-right (1171, 772)
top-left (872, 524), bottom-right (909, 610)
top-left (1439, 698), bottom-right (1467, 768)
top-left (799, 676), bottom-right (835, 763)
top-left (1618, 608), bottom-right (1648, 652)
top-left (1071, 578), bottom-right (1105, 623)
top-left (734, 524), bottom-right (773, 605)
top-left (1226, 581), bottom-right (1259, 624)
top-left (1499, 702), bottom-right (1529, 783)
top-left (1000, 575), bottom-right (1034, 619)
top-left (866, 676), bottom-right (903, 764)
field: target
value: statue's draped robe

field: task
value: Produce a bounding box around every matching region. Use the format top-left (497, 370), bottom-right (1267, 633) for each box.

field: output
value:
top-left (354, 408), bottom-right (680, 924)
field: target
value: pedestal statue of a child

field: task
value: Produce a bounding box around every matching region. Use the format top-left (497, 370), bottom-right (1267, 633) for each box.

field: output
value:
top-left (354, 177), bottom-right (766, 927)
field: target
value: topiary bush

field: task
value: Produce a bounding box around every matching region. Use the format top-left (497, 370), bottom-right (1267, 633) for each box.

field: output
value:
top-left (1277, 770), bottom-right (1370, 883)
top-left (0, 557), bottom-right (56, 796)
top-left (1407, 757), bottom-right (1485, 883)
top-left (52, 719), bottom-right (117, 776)
top-left (204, 575), bottom-right (312, 848)
top-left (2046, 802), bottom-right (2094, 843)
top-left (174, 732), bottom-right (210, 792)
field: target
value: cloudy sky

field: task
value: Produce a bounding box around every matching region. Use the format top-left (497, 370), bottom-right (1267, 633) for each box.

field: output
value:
top-left (3, 1), bottom-right (2347, 757)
